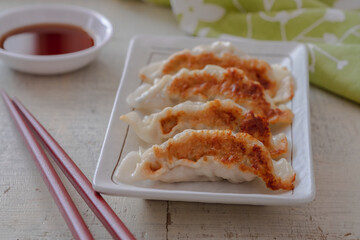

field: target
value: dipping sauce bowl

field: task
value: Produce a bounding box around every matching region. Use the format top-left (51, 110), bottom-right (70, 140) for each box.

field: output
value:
top-left (0, 4), bottom-right (113, 75)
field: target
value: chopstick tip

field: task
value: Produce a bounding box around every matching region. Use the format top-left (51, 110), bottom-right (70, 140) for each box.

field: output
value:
top-left (0, 88), bottom-right (7, 96)
top-left (0, 89), bottom-right (11, 103)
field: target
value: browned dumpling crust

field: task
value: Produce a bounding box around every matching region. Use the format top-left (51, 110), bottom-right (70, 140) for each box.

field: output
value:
top-left (147, 130), bottom-right (295, 190)
top-left (157, 100), bottom-right (287, 158)
top-left (160, 51), bottom-right (277, 96)
top-left (139, 41), bottom-right (295, 104)
top-left (121, 99), bottom-right (288, 158)
top-left (166, 67), bottom-right (293, 124)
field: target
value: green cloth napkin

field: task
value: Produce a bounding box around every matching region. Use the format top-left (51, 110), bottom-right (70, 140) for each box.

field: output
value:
top-left (146, 0), bottom-right (360, 104)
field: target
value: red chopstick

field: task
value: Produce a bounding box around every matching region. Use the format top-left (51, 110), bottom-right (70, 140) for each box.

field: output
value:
top-left (1, 90), bottom-right (94, 240)
top-left (12, 97), bottom-right (135, 240)
top-left (1, 89), bottom-right (135, 240)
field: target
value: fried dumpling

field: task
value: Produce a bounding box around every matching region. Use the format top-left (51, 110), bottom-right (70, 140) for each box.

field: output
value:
top-left (128, 65), bottom-right (293, 124)
top-left (140, 41), bottom-right (294, 103)
top-left (121, 99), bottom-right (288, 158)
top-left (271, 64), bottom-right (295, 104)
top-left (114, 130), bottom-right (295, 191)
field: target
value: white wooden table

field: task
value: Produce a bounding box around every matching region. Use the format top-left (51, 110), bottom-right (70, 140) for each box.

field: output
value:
top-left (1, 0), bottom-right (360, 239)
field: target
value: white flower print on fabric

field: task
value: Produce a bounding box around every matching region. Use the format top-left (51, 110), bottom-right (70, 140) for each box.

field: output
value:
top-left (263, 0), bottom-right (276, 11)
top-left (297, 25), bottom-right (360, 44)
top-left (307, 43), bottom-right (348, 72)
top-left (294, 0), bottom-right (303, 9)
top-left (323, 8), bottom-right (346, 22)
top-left (339, 25), bottom-right (360, 42)
top-left (246, 13), bottom-right (252, 38)
top-left (323, 33), bottom-right (338, 43)
top-left (232, 0), bottom-right (245, 12)
top-left (170, 0), bottom-right (225, 34)
top-left (197, 27), bottom-right (211, 37)
top-left (259, 9), bottom-right (304, 40)
top-left (294, 9), bottom-right (345, 41)
top-left (263, 0), bottom-right (302, 12)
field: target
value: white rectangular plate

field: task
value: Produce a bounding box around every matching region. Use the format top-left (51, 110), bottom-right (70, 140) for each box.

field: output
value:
top-left (93, 35), bottom-right (315, 205)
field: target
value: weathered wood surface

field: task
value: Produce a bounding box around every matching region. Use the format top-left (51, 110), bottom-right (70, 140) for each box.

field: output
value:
top-left (0, 0), bottom-right (359, 239)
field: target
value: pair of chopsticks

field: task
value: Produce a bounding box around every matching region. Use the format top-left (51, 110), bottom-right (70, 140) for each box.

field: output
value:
top-left (1, 89), bottom-right (135, 240)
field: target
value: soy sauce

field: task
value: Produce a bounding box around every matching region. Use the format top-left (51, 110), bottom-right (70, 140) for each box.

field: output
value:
top-left (0, 23), bottom-right (94, 55)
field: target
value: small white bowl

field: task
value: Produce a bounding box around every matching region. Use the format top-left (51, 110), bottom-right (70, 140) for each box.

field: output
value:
top-left (0, 4), bottom-right (113, 75)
